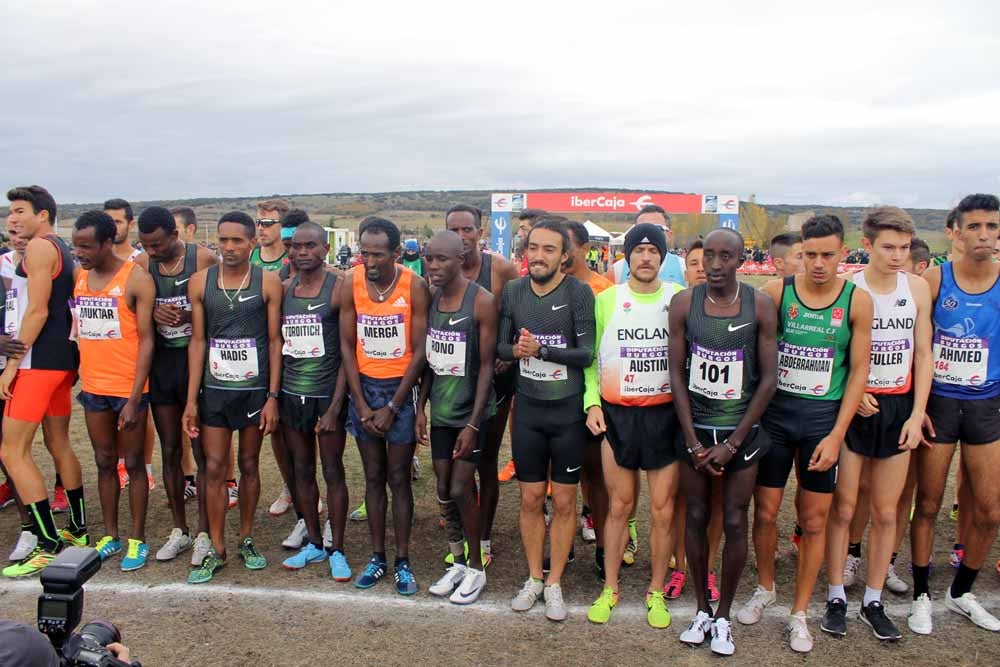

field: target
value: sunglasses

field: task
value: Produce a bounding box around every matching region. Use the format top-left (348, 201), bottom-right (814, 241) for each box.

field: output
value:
top-left (256, 218), bottom-right (279, 228)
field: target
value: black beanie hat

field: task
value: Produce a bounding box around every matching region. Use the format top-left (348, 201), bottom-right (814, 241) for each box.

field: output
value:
top-left (624, 223), bottom-right (667, 266)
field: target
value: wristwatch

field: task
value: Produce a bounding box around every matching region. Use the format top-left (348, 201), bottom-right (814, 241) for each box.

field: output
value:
top-left (267, 391), bottom-right (279, 400)
top-left (387, 402), bottom-right (400, 415)
top-left (539, 345), bottom-right (550, 361)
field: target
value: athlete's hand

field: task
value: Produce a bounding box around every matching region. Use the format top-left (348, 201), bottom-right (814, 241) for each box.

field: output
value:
top-left (0, 365), bottom-right (17, 400)
top-left (921, 414), bottom-right (936, 447)
top-left (494, 359), bottom-right (512, 374)
top-left (586, 406), bottom-right (606, 436)
top-left (454, 426), bottom-right (477, 460)
top-left (898, 414), bottom-right (925, 451)
top-left (0, 335), bottom-right (27, 359)
top-left (415, 410), bottom-right (429, 445)
top-left (316, 405), bottom-right (341, 434)
top-left (856, 393), bottom-right (880, 418)
top-left (368, 406), bottom-right (395, 437)
top-left (260, 397), bottom-right (279, 435)
top-left (152, 303), bottom-right (182, 327)
top-left (117, 399), bottom-right (141, 432)
top-left (696, 446), bottom-right (733, 476)
top-left (514, 328), bottom-right (541, 359)
top-left (182, 402), bottom-right (200, 438)
top-left (808, 435), bottom-right (841, 472)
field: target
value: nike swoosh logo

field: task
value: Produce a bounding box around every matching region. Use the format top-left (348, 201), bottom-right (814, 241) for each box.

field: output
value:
top-left (472, 449), bottom-right (481, 454)
top-left (743, 448), bottom-right (760, 462)
top-left (728, 322), bottom-right (751, 332)
top-left (453, 586), bottom-right (483, 600)
top-left (307, 303), bottom-right (324, 311)
top-left (238, 295), bottom-right (258, 302)
top-left (247, 410), bottom-right (261, 418)
top-left (175, 277), bottom-right (190, 285)
top-left (552, 304), bottom-right (568, 311)
top-left (565, 466), bottom-right (581, 473)
top-left (448, 316), bottom-right (470, 325)
top-left (577, 332), bottom-right (587, 337)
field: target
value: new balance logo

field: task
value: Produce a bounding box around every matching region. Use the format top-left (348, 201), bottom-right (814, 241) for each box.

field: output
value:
top-left (895, 298), bottom-right (907, 307)
top-left (238, 295), bottom-right (258, 302)
top-left (306, 303), bottom-right (324, 311)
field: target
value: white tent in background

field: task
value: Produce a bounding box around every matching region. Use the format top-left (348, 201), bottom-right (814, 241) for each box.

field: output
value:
top-left (583, 220), bottom-right (612, 243)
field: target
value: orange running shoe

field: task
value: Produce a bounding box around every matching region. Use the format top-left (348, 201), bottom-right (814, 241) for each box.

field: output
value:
top-left (117, 462), bottom-right (129, 489)
top-left (498, 460), bottom-right (516, 483)
top-left (147, 473), bottom-right (155, 492)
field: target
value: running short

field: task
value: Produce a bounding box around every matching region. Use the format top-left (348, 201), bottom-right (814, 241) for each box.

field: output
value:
top-left (511, 394), bottom-right (587, 485)
top-left (280, 391), bottom-right (342, 433)
top-left (758, 394), bottom-right (839, 494)
top-left (347, 375), bottom-right (416, 445)
top-left (76, 391), bottom-right (150, 414)
top-left (4, 369), bottom-right (74, 424)
top-left (846, 393), bottom-right (914, 458)
top-left (493, 364), bottom-right (517, 405)
top-left (679, 424), bottom-right (769, 474)
top-left (926, 393), bottom-right (1000, 445)
top-left (603, 401), bottom-right (678, 471)
top-left (150, 347), bottom-right (189, 406)
top-left (430, 420), bottom-right (490, 464)
top-left (198, 388), bottom-right (268, 431)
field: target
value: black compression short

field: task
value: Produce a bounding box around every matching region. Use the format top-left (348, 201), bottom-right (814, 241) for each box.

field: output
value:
top-left (511, 394), bottom-right (587, 485)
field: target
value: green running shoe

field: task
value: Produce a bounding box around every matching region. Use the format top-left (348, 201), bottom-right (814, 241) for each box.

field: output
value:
top-left (444, 542), bottom-right (492, 569)
top-left (3, 544), bottom-right (61, 578)
top-left (646, 590), bottom-right (671, 629)
top-left (188, 549), bottom-right (225, 584)
top-left (239, 537), bottom-right (267, 570)
top-left (59, 527), bottom-right (90, 548)
top-left (587, 587), bottom-right (618, 624)
top-left (350, 501), bottom-right (368, 521)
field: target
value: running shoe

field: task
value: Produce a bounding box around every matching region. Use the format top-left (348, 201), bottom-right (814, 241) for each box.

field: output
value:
top-left (450, 567), bottom-right (486, 605)
top-left (121, 539), bottom-right (149, 572)
top-left (117, 462), bottom-right (129, 489)
top-left (350, 501), bottom-right (368, 522)
top-left (147, 474), bottom-right (155, 492)
top-left (2, 544), bottom-right (60, 578)
top-left (511, 578), bottom-right (544, 612)
top-left (355, 555), bottom-right (387, 589)
top-left (544, 583), bottom-right (567, 621)
top-left (188, 548), bottom-right (225, 584)
top-left (269, 486), bottom-right (292, 516)
top-left (394, 561), bottom-right (417, 595)
top-left (323, 520), bottom-right (332, 550)
top-left (945, 591), bottom-right (1000, 631)
top-left (790, 530), bottom-right (801, 555)
top-left (282, 518), bottom-right (308, 549)
top-left (58, 527), bottom-right (89, 548)
top-left (95, 536), bottom-right (122, 561)
top-left (950, 502), bottom-right (959, 521)
top-left (190, 532), bottom-right (211, 567)
top-left (51, 486), bottom-right (69, 514)
top-left (786, 612), bottom-right (813, 653)
top-left (843, 554), bottom-right (862, 587)
top-left (238, 537), bottom-right (267, 570)
top-left (445, 543), bottom-right (492, 569)
top-left (328, 550), bottom-right (351, 581)
top-left (646, 590), bottom-right (671, 629)
top-left (885, 563), bottom-right (908, 594)
top-left (908, 593), bottom-right (933, 635)
top-left (227, 481), bottom-right (238, 510)
top-left (711, 618), bottom-right (736, 656)
top-left (664, 570), bottom-right (687, 599)
top-left (184, 480), bottom-right (197, 502)
top-left (0, 481), bottom-right (13, 509)
top-left (860, 600), bottom-right (901, 640)
top-left (736, 585), bottom-right (775, 625)
top-left (498, 459), bottom-right (516, 483)
top-left (580, 513), bottom-right (596, 543)
top-left (707, 571), bottom-right (720, 603)
top-left (282, 543), bottom-right (327, 570)
top-left (430, 564), bottom-right (467, 597)
top-left (680, 610), bottom-right (713, 645)
top-left (8, 530), bottom-right (37, 561)
top-left (820, 598), bottom-right (847, 637)
top-left (950, 546), bottom-right (965, 569)
top-left (155, 528), bottom-right (192, 561)
top-left (587, 587), bottom-right (618, 624)
top-left (411, 455), bottom-right (420, 481)
top-left (996, 559), bottom-right (1000, 578)
top-left (622, 538), bottom-right (638, 567)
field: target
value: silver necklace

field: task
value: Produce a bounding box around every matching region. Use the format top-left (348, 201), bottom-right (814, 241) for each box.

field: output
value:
top-left (372, 265), bottom-right (399, 302)
top-left (164, 244), bottom-right (185, 276)
top-left (706, 286), bottom-right (740, 307)
top-left (221, 267), bottom-right (252, 310)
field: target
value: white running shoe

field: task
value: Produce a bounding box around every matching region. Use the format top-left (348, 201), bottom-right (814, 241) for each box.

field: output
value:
top-left (183, 481), bottom-right (197, 502)
top-left (945, 591), bottom-right (1000, 631)
top-left (269, 487), bottom-right (292, 516)
top-left (323, 520), bottom-right (333, 550)
top-left (786, 612), bottom-right (813, 653)
top-left (843, 554), bottom-right (862, 587)
top-left (885, 563), bottom-right (908, 594)
top-left (190, 532), bottom-right (211, 567)
top-left (429, 564), bottom-right (467, 596)
top-left (9, 530), bottom-right (37, 561)
top-left (580, 513), bottom-right (596, 543)
top-left (711, 618), bottom-right (736, 656)
top-left (450, 567), bottom-right (487, 605)
top-left (544, 584), bottom-right (567, 621)
top-left (155, 528), bottom-right (192, 561)
top-left (227, 482), bottom-right (239, 510)
top-left (680, 610), bottom-right (713, 645)
top-left (908, 593), bottom-right (933, 635)
top-left (736, 586), bottom-right (776, 625)
top-left (511, 578), bottom-right (544, 612)
top-left (282, 518), bottom-right (308, 549)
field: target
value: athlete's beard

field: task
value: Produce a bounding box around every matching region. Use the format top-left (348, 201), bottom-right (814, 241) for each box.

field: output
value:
top-left (529, 264), bottom-right (559, 285)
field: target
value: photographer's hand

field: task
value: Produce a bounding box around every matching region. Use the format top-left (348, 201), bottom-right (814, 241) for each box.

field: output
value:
top-left (107, 642), bottom-right (131, 662)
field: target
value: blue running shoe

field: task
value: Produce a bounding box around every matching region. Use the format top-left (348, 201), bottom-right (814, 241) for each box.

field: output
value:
top-left (120, 539), bottom-right (148, 572)
top-left (394, 560), bottom-right (417, 596)
top-left (355, 555), bottom-right (387, 589)
top-left (329, 550), bottom-right (352, 581)
top-left (95, 536), bottom-right (122, 561)
top-left (282, 543), bottom-right (327, 570)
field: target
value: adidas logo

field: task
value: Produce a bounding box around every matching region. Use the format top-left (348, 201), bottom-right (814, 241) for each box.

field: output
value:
top-left (641, 236), bottom-right (650, 243)
top-left (393, 297), bottom-right (407, 307)
top-left (108, 286), bottom-right (123, 296)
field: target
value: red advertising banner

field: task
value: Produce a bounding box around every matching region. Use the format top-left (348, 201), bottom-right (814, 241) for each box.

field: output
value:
top-left (523, 192), bottom-right (704, 214)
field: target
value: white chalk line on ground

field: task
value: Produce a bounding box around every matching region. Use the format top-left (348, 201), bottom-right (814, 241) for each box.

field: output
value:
top-left (4, 579), bottom-right (999, 623)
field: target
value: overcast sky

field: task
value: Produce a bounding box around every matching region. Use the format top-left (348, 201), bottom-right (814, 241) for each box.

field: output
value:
top-left (4, 1), bottom-right (998, 208)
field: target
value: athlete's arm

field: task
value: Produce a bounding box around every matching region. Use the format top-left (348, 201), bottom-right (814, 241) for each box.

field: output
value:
top-left (454, 288), bottom-right (498, 459)
top-left (496, 281), bottom-right (516, 362)
top-left (922, 265), bottom-right (942, 303)
top-left (493, 258), bottom-right (519, 309)
top-left (338, 270), bottom-right (370, 421)
top-left (727, 289), bottom-right (778, 444)
top-left (261, 270), bottom-right (284, 435)
top-left (7, 238), bottom-right (56, 361)
top-left (182, 269), bottom-right (208, 438)
top-left (389, 275), bottom-right (431, 409)
top-left (545, 282), bottom-right (596, 368)
top-left (904, 274), bottom-right (934, 448)
top-left (760, 277), bottom-right (784, 307)
top-left (120, 266), bottom-right (156, 431)
top-left (584, 288), bottom-right (610, 433)
top-left (667, 289), bottom-right (701, 457)
top-left (318, 277), bottom-right (347, 434)
top-left (131, 253), bottom-right (150, 270)
top-left (414, 364), bottom-right (434, 445)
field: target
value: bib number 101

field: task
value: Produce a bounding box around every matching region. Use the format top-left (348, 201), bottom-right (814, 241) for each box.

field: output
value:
top-left (698, 361), bottom-right (731, 384)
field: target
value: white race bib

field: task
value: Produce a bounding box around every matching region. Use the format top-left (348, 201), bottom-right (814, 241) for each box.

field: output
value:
top-left (619, 343), bottom-right (670, 397)
top-left (520, 334), bottom-right (568, 382)
top-left (357, 314), bottom-right (406, 360)
top-left (777, 341), bottom-right (834, 396)
top-left (933, 333), bottom-right (988, 386)
top-left (209, 338), bottom-right (259, 382)
top-left (869, 338), bottom-right (912, 389)
top-left (427, 327), bottom-right (467, 377)
top-left (155, 295), bottom-right (192, 340)
top-left (76, 296), bottom-right (122, 340)
top-left (5, 288), bottom-right (18, 335)
top-left (689, 344), bottom-right (743, 400)
top-left (282, 314), bottom-right (325, 359)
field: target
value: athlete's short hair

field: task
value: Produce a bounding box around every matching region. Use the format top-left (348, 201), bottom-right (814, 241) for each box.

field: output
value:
top-left (359, 216), bottom-right (401, 250)
top-left (281, 208), bottom-right (310, 228)
top-left (257, 198), bottom-right (290, 216)
top-left (862, 206), bottom-right (915, 241)
top-left (635, 204), bottom-right (670, 227)
top-left (170, 206), bottom-right (197, 231)
top-left (955, 193), bottom-right (1000, 227)
top-left (909, 238), bottom-right (930, 266)
top-left (527, 217), bottom-right (570, 253)
top-left (687, 239), bottom-right (703, 253)
top-left (801, 214), bottom-right (844, 242)
top-left (517, 208), bottom-right (547, 222)
top-left (74, 209), bottom-right (117, 244)
top-left (564, 220), bottom-right (589, 247)
top-left (103, 198), bottom-right (133, 221)
top-left (137, 206), bottom-right (177, 235)
top-left (218, 211), bottom-right (256, 238)
top-left (706, 227), bottom-right (744, 252)
top-left (769, 232), bottom-right (801, 258)
top-left (445, 204), bottom-right (483, 228)
top-left (293, 221), bottom-right (327, 241)
top-left (6, 185), bottom-right (57, 223)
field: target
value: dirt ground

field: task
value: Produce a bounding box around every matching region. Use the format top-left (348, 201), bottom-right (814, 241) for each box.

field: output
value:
top-left (1, 403), bottom-right (998, 666)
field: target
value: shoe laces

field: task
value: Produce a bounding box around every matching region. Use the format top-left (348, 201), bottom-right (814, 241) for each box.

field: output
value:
top-left (241, 538), bottom-right (262, 559)
top-left (546, 585), bottom-right (564, 606)
top-left (126, 540), bottom-right (143, 558)
top-left (690, 610), bottom-right (712, 631)
top-left (845, 557), bottom-right (860, 575)
top-left (646, 590), bottom-right (665, 610)
top-left (669, 570), bottom-right (686, 588)
top-left (395, 563), bottom-right (414, 584)
top-left (788, 614), bottom-right (811, 640)
top-left (364, 558), bottom-right (385, 576)
top-left (747, 586), bottom-right (772, 610)
top-left (714, 617), bottom-right (732, 641)
top-left (518, 579), bottom-right (541, 599)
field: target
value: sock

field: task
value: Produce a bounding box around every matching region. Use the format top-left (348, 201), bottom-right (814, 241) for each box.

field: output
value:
top-left (950, 563), bottom-right (979, 599)
top-left (847, 542), bottom-right (862, 558)
top-left (912, 564), bottom-right (930, 599)
top-left (828, 584), bottom-right (846, 602)
top-left (54, 473), bottom-right (63, 488)
top-left (595, 547), bottom-right (605, 565)
top-left (953, 542), bottom-right (964, 551)
top-left (184, 475), bottom-right (195, 485)
top-left (890, 552), bottom-right (897, 565)
top-left (310, 541), bottom-right (323, 550)
top-left (145, 463), bottom-right (153, 476)
top-left (374, 551), bottom-right (387, 563)
top-left (531, 576), bottom-right (543, 585)
top-left (581, 505), bottom-right (591, 517)
top-left (65, 486), bottom-right (86, 533)
top-left (481, 539), bottom-right (491, 555)
top-left (448, 540), bottom-right (466, 563)
top-left (27, 499), bottom-right (60, 551)
top-left (296, 511), bottom-right (304, 521)
top-left (794, 523), bottom-right (803, 537)
top-left (863, 586), bottom-right (882, 606)
top-left (394, 556), bottom-right (409, 567)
